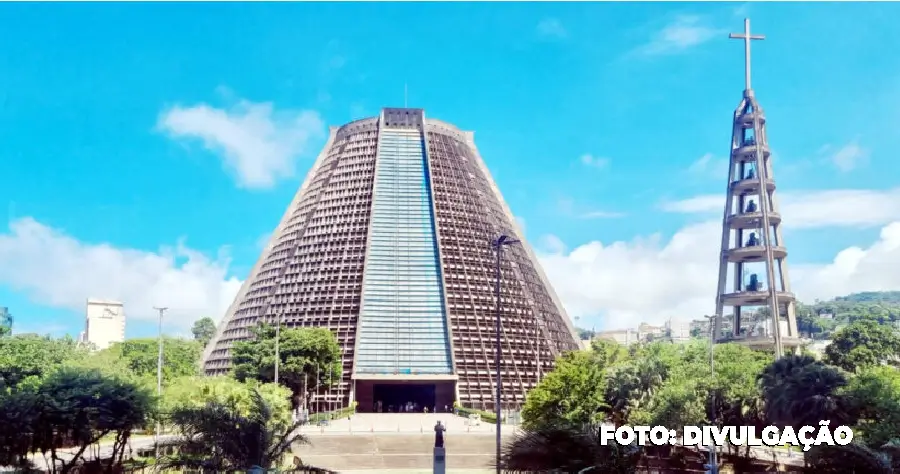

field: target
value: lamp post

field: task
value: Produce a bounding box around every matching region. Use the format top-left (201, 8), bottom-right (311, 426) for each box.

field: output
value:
top-left (706, 314), bottom-right (718, 474)
top-left (274, 311), bottom-right (281, 385)
top-left (153, 306), bottom-right (167, 470)
top-left (492, 234), bottom-right (519, 474)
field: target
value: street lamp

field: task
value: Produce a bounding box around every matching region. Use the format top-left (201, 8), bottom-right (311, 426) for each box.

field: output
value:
top-left (492, 234), bottom-right (519, 474)
top-left (705, 314), bottom-right (718, 474)
top-left (274, 311), bottom-right (282, 385)
top-left (153, 306), bottom-right (167, 471)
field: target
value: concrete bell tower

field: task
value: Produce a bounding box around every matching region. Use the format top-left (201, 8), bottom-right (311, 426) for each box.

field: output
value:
top-left (712, 19), bottom-right (800, 358)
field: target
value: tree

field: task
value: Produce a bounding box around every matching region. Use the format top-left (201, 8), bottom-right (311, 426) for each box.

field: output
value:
top-left (843, 366), bottom-right (900, 449)
top-left (806, 442), bottom-right (896, 474)
top-left (231, 324), bottom-right (341, 409)
top-left (758, 354), bottom-right (853, 431)
top-left (498, 424), bottom-right (643, 473)
top-left (826, 320), bottom-right (900, 372)
top-left (31, 367), bottom-right (154, 474)
top-left (0, 334), bottom-right (87, 390)
top-left (575, 327), bottom-right (594, 340)
top-left (191, 317), bottom-right (217, 346)
top-left (102, 337), bottom-right (202, 383)
top-left (0, 386), bottom-right (40, 468)
top-left (161, 375), bottom-right (293, 428)
top-left (604, 342), bottom-right (681, 426)
top-left (160, 388), bottom-right (327, 471)
top-left (521, 350), bottom-right (609, 430)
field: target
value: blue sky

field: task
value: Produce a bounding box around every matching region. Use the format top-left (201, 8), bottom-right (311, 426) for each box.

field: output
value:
top-left (2, 2), bottom-right (900, 337)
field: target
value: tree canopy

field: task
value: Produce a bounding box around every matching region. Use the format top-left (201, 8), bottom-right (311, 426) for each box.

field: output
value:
top-left (231, 324), bottom-right (341, 407)
top-left (521, 350), bottom-right (608, 429)
top-left (0, 366), bottom-right (154, 472)
top-left (0, 334), bottom-right (87, 390)
top-left (825, 319), bottom-right (900, 372)
top-left (191, 317), bottom-right (217, 346)
top-left (161, 375), bottom-right (293, 428)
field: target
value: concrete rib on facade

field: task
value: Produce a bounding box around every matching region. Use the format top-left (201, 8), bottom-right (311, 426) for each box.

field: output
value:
top-left (711, 90), bottom-right (800, 352)
top-left (202, 108), bottom-right (581, 412)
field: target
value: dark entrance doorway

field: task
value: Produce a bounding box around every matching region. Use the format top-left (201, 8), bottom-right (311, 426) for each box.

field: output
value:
top-left (373, 383), bottom-right (436, 413)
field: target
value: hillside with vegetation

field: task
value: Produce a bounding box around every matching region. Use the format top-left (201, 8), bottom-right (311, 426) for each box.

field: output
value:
top-left (798, 291), bottom-right (900, 340)
top-left (573, 291), bottom-right (900, 341)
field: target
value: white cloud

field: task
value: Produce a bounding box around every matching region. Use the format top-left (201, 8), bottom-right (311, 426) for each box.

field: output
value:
top-left (539, 234), bottom-right (567, 254)
top-left (580, 153), bottom-right (610, 169)
top-left (558, 197), bottom-right (625, 220)
top-left (825, 141), bottom-right (869, 172)
top-left (539, 220), bottom-right (721, 331)
top-left (537, 18), bottom-right (567, 39)
top-left (539, 217), bottom-right (900, 331)
top-left (158, 98), bottom-right (325, 189)
top-left (638, 15), bottom-right (721, 56)
top-left (660, 194), bottom-right (723, 214)
top-left (687, 152), bottom-right (728, 179)
top-left (661, 188), bottom-right (900, 229)
top-left (792, 222), bottom-right (900, 302)
top-left (579, 210), bottom-right (626, 219)
top-left (0, 218), bottom-right (242, 331)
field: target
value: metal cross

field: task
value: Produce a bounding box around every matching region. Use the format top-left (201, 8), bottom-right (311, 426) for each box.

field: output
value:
top-left (729, 18), bottom-right (765, 91)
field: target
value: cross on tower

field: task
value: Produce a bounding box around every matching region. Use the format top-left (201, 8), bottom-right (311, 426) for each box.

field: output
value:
top-left (729, 18), bottom-right (765, 92)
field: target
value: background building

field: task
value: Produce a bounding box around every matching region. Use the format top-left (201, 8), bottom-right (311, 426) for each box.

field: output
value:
top-left (82, 299), bottom-right (125, 350)
top-left (0, 307), bottom-right (11, 336)
top-left (203, 108), bottom-right (581, 412)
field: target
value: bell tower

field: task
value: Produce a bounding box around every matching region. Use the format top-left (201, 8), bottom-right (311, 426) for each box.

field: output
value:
top-left (711, 19), bottom-right (800, 357)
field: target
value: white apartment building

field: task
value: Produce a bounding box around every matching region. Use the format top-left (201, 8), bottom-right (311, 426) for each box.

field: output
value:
top-left (82, 299), bottom-right (126, 350)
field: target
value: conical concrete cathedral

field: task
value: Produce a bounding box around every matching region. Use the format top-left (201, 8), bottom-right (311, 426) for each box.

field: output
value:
top-left (202, 108), bottom-right (581, 412)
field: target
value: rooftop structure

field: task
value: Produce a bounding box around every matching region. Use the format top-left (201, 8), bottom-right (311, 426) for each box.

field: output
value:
top-left (0, 307), bottom-right (11, 336)
top-left (712, 19), bottom-right (800, 356)
top-left (83, 299), bottom-right (126, 351)
top-left (202, 108), bottom-right (581, 412)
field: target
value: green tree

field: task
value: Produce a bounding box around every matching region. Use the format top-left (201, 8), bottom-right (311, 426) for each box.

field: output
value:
top-left (623, 342), bottom-right (769, 444)
top-left (499, 424), bottom-right (643, 473)
top-left (102, 337), bottom-right (202, 383)
top-left (0, 386), bottom-right (40, 468)
top-left (826, 320), bottom-right (900, 372)
top-left (191, 317), bottom-right (217, 346)
top-left (0, 334), bottom-right (87, 390)
top-left (605, 342), bottom-right (679, 426)
top-left (806, 442), bottom-right (896, 474)
top-left (31, 367), bottom-right (154, 474)
top-left (758, 354), bottom-right (853, 431)
top-left (843, 365), bottom-right (900, 449)
top-left (161, 375), bottom-right (293, 428)
top-left (521, 350), bottom-right (609, 430)
top-left (231, 324), bottom-right (341, 409)
top-left (160, 388), bottom-right (321, 471)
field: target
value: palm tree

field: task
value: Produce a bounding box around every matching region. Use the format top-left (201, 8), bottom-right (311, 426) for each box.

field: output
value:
top-left (758, 354), bottom-right (853, 430)
top-left (605, 358), bottom-right (666, 426)
top-left (497, 424), bottom-right (643, 473)
top-left (805, 442), bottom-right (897, 473)
top-left (160, 388), bottom-right (333, 472)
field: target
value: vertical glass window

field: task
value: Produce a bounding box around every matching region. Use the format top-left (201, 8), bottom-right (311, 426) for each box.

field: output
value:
top-left (356, 128), bottom-right (453, 375)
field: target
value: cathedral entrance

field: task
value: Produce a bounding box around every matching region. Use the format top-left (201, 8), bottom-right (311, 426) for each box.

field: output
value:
top-left (374, 383), bottom-right (435, 413)
top-left (354, 379), bottom-right (456, 413)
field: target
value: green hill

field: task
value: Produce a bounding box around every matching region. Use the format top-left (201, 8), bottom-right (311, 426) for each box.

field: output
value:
top-left (834, 291), bottom-right (900, 304)
top-left (798, 291), bottom-right (900, 339)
